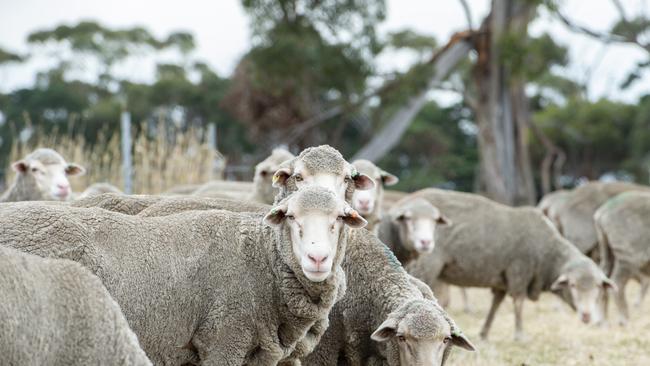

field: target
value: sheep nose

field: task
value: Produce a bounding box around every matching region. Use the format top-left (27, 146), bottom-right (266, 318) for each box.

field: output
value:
top-left (307, 254), bottom-right (328, 266)
top-left (57, 183), bottom-right (70, 190)
top-left (357, 199), bottom-right (370, 208)
top-left (419, 239), bottom-right (432, 248)
top-left (581, 313), bottom-right (591, 324)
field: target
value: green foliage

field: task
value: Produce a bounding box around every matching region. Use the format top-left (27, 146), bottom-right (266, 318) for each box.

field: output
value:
top-left (387, 29), bottom-right (437, 54)
top-left (0, 47), bottom-right (24, 64)
top-left (533, 98), bottom-right (640, 179)
top-left (499, 32), bottom-right (568, 80)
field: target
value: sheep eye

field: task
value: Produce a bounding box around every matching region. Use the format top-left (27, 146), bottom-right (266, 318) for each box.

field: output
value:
top-left (294, 174), bottom-right (303, 182)
top-left (260, 170), bottom-right (268, 177)
top-left (397, 335), bottom-right (406, 342)
top-left (443, 336), bottom-right (451, 344)
top-left (31, 167), bottom-right (38, 173)
top-left (285, 215), bottom-right (295, 220)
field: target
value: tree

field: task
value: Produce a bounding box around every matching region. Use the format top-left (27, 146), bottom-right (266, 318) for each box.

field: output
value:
top-left (223, 0), bottom-right (385, 149)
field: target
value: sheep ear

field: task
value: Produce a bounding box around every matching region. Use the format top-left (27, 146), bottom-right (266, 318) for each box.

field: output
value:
top-left (11, 160), bottom-right (29, 173)
top-left (342, 207), bottom-right (367, 228)
top-left (602, 277), bottom-right (618, 292)
top-left (264, 204), bottom-right (288, 226)
top-left (272, 168), bottom-right (292, 188)
top-left (65, 163), bottom-right (86, 176)
top-left (371, 317), bottom-right (398, 342)
top-left (380, 170), bottom-right (399, 186)
top-left (551, 274), bottom-right (569, 291)
top-left (436, 215), bottom-right (452, 226)
top-left (353, 173), bottom-right (375, 190)
top-left (451, 332), bottom-right (476, 351)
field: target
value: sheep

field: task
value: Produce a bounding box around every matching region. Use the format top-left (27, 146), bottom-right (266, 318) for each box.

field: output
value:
top-left (71, 192), bottom-right (164, 215)
top-left (377, 197), bottom-right (451, 265)
top-left (0, 186), bottom-right (365, 365)
top-left (138, 196), bottom-right (268, 217)
top-left (536, 188), bottom-right (570, 227)
top-left (376, 196), bottom-right (471, 314)
top-left (405, 188), bottom-right (616, 341)
top-left (0, 148), bottom-right (85, 202)
top-left (350, 159), bottom-right (399, 233)
top-left (78, 182), bottom-right (123, 198)
top-left (549, 181), bottom-right (650, 258)
top-left (594, 191), bottom-right (650, 325)
top-left (0, 246), bottom-right (151, 366)
top-left (192, 179), bottom-right (255, 200)
top-left (162, 183), bottom-right (202, 195)
top-left (272, 145), bottom-right (375, 204)
top-left (250, 148), bottom-right (296, 204)
top-left (302, 228), bottom-right (475, 366)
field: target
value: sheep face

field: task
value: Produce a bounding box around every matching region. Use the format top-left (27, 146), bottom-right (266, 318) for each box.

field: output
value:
top-left (391, 199), bottom-right (451, 254)
top-left (272, 145), bottom-right (374, 203)
top-left (253, 149), bottom-right (294, 204)
top-left (371, 300), bottom-right (475, 366)
top-left (264, 186), bottom-right (367, 282)
top-left (551, 262), bottom-right (617, 324)
top-left (12, 149), bottom-right (85, 200)
top-left (351, 159), bottom-right (398, 215)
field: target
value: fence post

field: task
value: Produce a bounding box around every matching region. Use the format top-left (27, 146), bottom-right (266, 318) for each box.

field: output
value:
top-left (121, 110), bottom-right (133, 194)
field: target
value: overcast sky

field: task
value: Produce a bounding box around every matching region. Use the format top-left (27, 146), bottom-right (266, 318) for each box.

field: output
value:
top-left (0, 0), bottom-right (648, 103)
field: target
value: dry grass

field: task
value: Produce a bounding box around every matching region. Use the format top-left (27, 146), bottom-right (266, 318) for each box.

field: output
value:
top-left (446, 284), bottom-right (650, 365)
top-left (6, 121), bottom-right (224, 194)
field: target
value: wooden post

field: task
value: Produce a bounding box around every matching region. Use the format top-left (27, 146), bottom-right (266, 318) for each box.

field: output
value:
top-left (121, 110), bottom-right (133, 194)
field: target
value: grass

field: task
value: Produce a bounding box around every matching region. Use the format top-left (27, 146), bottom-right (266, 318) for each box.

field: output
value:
top-left (446, 284), bottom-right (650, 365)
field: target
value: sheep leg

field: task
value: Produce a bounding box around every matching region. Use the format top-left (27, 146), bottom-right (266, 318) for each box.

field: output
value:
top-left (635, 275), bottom-right (649, 308)
top-left (479, 289), bottom-right (506, 340)
top-left (610, 261), bottom-right (632, 327)
top-left (460, 287), bottom-right (471, 313)
top-left (512, 296), bottom-right (525, 341)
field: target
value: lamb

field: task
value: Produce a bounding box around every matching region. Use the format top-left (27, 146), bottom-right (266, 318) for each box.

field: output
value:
top-left (303, 228), bottom-right (474, 366)
top-left (0, 246), bottom-right (151, 366)
top-left (406, 188), bottom-right (616, 340)
top-left (250, 147), bottom-right (295, 204)
top-left (78, 182), bottom-right (123, 198)
top-left (594, 191), bottom-right (650, 325)
top-left (549, 181), bottom-right (650, 257)
top-left (0, 186), bottom-right (366, 365)
top-left (0, 148), bottom-right (85, 202)
top-left (350, 159), bottom-right (399, 233)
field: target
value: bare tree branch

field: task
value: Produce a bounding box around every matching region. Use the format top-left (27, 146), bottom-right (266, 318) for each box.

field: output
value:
top-left (554, 7), bottom-right (650, 52)
top-left (457, 0), bottom-right (474, 30)
top-left (352, 32), bottom-right (473, 162)
top-left (610, 0), bottom-right (628, 21)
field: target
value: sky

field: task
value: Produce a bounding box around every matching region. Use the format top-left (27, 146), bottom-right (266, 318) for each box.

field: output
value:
top-left (0, 0), bottom-right (648, 104)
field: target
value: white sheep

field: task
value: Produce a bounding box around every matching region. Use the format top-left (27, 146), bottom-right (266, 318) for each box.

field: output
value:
top-left (350, 159), bottom-right (399, 233)
top-left (250, 147), bottom-right (295, 204)
top-left (0, 246), bottom-right (151, 366)
top-left (0, 186), bottom-right (366, 365)
top-left (1, 148), bottom-right (85, 202)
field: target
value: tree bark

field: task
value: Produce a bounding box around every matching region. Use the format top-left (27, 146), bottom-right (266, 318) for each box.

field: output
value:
top-left (471, 0), bottom-right (536, 205)
top-left (352, 33), bottom-right (473, 162)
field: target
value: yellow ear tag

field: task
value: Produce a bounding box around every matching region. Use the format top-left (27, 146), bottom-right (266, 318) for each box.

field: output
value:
top-left (350, 210), bottom-right (359, 219)
top-left (272, 174), bottom-right (279, 183)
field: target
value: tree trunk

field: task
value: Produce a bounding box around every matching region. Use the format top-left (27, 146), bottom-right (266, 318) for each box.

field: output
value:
top-left (471, 0), bottom-right (536, 205)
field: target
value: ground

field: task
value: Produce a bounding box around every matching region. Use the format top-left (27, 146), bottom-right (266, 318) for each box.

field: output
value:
top-left (446, 284), bottom-right (650, 366)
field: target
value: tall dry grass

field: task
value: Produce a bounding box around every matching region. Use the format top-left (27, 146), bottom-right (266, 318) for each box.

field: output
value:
top-left (6, 120), bottom-right (224, 194)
